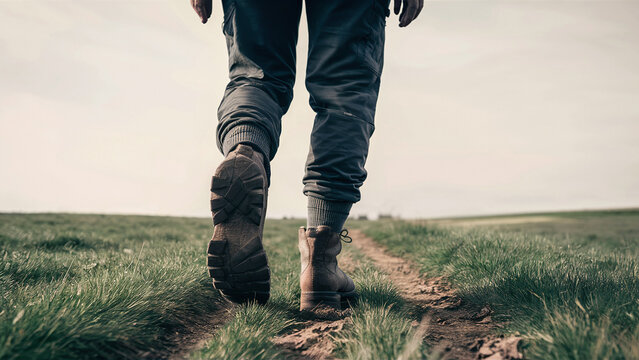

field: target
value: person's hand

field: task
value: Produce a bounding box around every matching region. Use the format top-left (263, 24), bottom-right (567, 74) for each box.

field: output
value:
top-left (191, 0), bottom-right (212, 24)
top-left (394, 0), bottom-right (423, 27)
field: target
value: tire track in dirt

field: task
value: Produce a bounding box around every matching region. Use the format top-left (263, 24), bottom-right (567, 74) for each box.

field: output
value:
top-left (349, 229), bottom-right (523, 360)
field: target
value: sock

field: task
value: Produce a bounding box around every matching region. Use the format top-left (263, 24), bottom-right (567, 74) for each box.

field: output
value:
top-left (221, 124), bottom-right (272, 181)
top-left (222, 124), bottom-right (271, 159)
top-left (307, 196), bottom-right (353, 233)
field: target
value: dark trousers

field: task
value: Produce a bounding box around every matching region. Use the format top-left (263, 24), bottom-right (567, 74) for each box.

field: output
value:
top-left (216, 0), bottom-right (389, 203)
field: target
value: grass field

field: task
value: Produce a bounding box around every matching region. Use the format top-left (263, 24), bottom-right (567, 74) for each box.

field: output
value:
top-left (0, 214), bottom-right (221, 359)
top-left (1, 210), bottom-right (638, 359)
top-left (357, 209), bottom-right (639, 359)
top-left (0, 215), bottom-right (424, 359)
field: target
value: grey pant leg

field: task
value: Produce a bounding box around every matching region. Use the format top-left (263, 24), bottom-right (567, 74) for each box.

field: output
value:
top-left (303, 0), bottom-right (390, 203)
top-left (216, 0), bottom-right (303, 161)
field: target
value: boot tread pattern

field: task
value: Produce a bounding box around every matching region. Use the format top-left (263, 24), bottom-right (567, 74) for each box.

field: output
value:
top-left (210, 153), bottom-right (264, 226)
top-left (207, 237), bottom-right (270, 304)
top-left (207, 145), bottom-right (270, 304)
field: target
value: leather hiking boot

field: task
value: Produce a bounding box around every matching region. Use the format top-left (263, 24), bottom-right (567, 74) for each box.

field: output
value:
top-left (299, 226), bottom-right (358, 311)
top-left (207, 144), bottom-right (270, 304)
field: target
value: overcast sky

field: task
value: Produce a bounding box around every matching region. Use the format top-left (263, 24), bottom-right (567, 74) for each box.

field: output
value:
top-left (1, 0), bottom-right (638, 219)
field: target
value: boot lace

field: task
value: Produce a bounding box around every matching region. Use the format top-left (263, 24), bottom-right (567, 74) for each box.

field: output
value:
top-left (340, 229), bottom-right (353, 243)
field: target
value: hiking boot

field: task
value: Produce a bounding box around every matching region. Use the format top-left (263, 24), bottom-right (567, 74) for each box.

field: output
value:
top-left (207, 144), bottom-right (270, 304)
top-left (299, 226), bottom-right (358, 311)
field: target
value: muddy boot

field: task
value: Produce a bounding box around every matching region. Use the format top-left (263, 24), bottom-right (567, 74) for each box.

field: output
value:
top-left (299, 226), bottom-right (357, 311)
top-left (207, 144), bottom-right (270, 304)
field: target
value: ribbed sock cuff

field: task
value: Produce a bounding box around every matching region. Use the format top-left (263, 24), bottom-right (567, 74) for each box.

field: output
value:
top-left (222, 124), bottom-right (271, 160)
top-left (221, 124), bottom-right (272, 181)
top-left (307, 196), bottom-right (353, 233)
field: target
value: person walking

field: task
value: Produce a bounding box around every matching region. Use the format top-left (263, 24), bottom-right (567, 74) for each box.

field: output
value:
top-left (194, 0), bottom-right (422, 310)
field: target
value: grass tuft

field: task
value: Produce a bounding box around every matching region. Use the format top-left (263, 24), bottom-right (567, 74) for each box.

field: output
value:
top-left (191, 304), bottom-right (293, 360)
top-left (338, 304), bottom-right (417, 360)
top-left (335, 249), bottom-right (425, 360)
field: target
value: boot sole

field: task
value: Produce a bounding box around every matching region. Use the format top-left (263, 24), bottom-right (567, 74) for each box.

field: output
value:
top-left (300, 290), bottom-right (358, 311)
top-left (207, 145), bottom-right (270, 304)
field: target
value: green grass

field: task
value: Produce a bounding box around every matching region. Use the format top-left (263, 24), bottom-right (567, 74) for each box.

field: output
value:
top-left (0, 213), bottom-right (221, 359)
top-left (191, 304), bottom-right (293, 359)
top-left (190, 220), bottom-right (302, 359)
top-left (4, 210), bottom-right (637, 359)
top-left (194, 221), bottom-right (425, 359)
top-left (335, 247), bottom-right (425, 359)
top-left (1, 214), bottom-right (422, 359)
top-left (353, 210), bottom-right (639, 359)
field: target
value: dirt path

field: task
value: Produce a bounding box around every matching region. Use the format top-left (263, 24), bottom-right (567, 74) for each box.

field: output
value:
top-left (273, 310), bottom-right (350, 360)
top-left (141, 299), bottom-right (233, 360)
top-left (349, 230), bottom-right (522, 360)
top-left (168, 307), bottom-right (233, 360)
top-left (272, 254), bottom-right (358, 360)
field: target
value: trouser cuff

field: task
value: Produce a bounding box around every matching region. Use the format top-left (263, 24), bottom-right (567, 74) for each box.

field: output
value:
top-left (307, 196), bottom-right (353, 233)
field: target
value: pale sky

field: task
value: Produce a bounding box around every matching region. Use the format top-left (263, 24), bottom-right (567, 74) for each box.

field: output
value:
top-left (1, 0), bottom-right (638, 219)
